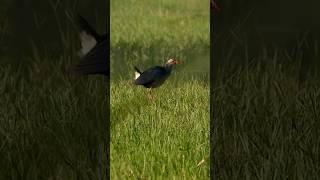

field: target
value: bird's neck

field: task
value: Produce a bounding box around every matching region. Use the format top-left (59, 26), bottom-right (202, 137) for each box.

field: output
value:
top-left (164, 64), bottom-right (173, 72)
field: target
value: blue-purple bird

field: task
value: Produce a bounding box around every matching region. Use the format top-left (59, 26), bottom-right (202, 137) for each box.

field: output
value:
top-left (134, 59), bottom-right (178, 99)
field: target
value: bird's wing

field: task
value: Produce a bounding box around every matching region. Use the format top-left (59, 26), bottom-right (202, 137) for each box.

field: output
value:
top-left (76, 15), bottom-right (101, 57)
top-left (134, 66), bottom-right (166, 85)
top-left (68, 39), bottom-right (108, 76)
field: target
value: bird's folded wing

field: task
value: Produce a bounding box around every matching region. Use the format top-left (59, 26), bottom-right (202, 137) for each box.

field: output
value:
top-left (134, 66), bottom-right (165, 85)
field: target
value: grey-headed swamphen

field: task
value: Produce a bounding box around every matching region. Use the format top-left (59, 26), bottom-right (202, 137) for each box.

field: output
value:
top-left (134, 59), bottom-right (178, 99)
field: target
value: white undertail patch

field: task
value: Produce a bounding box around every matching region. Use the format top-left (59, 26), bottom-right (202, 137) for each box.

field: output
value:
top-left (78, 31), bottom-right (97, 57)
top-left (134, 71), bottom-right (140, 80)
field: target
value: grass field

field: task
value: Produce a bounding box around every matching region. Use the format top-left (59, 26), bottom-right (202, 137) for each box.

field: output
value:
top-left (110, 0), bottom-right (210, 179)
top-left (0, 1), bottom-right (108, 179)
top-left (210, 1), bottom-right (320, 176)
top-left (212, 60), bottom-right (320, 179)
top-left (111, 81), bottom-right (209, 179)
top-left (0, 59), bottom-right (108, 179)
top-left (212, 9), bottom-right (320, 177)
top-left (3, 0), bottom-right (319, 179)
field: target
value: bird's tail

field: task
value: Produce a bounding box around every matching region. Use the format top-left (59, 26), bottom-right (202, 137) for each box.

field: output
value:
top-left (76, 15), bottom-right (101, 40)
top-left (134, 66), bottom-right (141, 80)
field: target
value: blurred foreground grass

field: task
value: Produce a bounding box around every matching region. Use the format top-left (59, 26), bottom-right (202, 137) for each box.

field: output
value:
top-left (0, 57), bottom-right (107, 179)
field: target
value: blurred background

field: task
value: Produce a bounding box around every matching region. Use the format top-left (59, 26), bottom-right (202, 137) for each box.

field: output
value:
top-left (213, 0), bottom-right (320, 81)
top-left (111, 0), bottom-right (210, 80)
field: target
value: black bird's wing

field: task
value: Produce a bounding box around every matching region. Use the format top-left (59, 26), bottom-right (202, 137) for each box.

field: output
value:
top-left (69, 38), bottom-right (108, 76)
top-left (134, 66), bottom-right (167, 86)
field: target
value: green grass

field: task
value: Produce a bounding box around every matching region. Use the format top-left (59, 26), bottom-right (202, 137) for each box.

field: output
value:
top-left (0, 0), bottom-right (209, 178)
top-left (111, 80), bottom-right (209, 179)
top-left (111, 0), bottom-right (209, 48)
top-left (2, 0), bottom-right (320, 179)
top-left (211, 57), bottom-right (320, 178)
top-left (0, 1), bottom-right (108, 178)
top-left (0, 58), bottom-right (108, 179)
top-left (212, 5), bottom-right (320, 177)
top-left (110, 0), bottom-right (210, 179)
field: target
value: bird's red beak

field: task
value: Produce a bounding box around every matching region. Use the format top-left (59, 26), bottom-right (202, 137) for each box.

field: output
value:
top-left (210, 0), bottom-right (220, 12)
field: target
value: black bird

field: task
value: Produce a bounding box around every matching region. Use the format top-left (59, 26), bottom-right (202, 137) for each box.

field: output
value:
top-left (68, 15), bottom-right (108, 76)
top-left (134, 59), bottom-right (178, 99)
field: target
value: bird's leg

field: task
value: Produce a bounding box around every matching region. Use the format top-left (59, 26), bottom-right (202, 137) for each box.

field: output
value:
top-left (148, 88), bottom-right (154, 100)
top-left (148, 88), bottom-right (152, 99)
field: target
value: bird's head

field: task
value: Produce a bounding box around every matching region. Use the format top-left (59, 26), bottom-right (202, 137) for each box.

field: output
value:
top-left (166, 58), bottom-right (178, 65)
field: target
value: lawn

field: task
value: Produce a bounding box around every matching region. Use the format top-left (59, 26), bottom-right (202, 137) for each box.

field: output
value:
top-left (110, 0), bottom-right (210, 179)
top-left (0, 59), bottom-right (108, 179)
top-left (212, 60), bottom-right (320, 179)
top-left (212, 5), bottom-right (320, 176)
top-left (0, 1), bottom-right (108, 179)
top-left (0, 0), bottom-right (210, 179)
top-left (111, 80), bottom-right (209, 179)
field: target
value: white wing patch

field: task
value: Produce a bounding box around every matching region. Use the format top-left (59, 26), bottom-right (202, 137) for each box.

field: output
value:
top-left (78, 31), bottom-right (97, 57)
top-left (134, 71), bottom-right (140, 80)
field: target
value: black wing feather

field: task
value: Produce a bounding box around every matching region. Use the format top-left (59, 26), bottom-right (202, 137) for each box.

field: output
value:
top-left (76, 15), bottom-right (101, 41)
top-left (134, 66), bottom-right (142, 74)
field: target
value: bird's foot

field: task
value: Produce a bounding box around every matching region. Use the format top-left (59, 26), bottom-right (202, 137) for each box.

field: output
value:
top-left (148, 94), bottom-right (155, 101)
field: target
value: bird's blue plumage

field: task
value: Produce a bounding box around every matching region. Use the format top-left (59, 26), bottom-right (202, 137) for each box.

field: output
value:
top-left (134, 66), bottom-right (171, 88)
